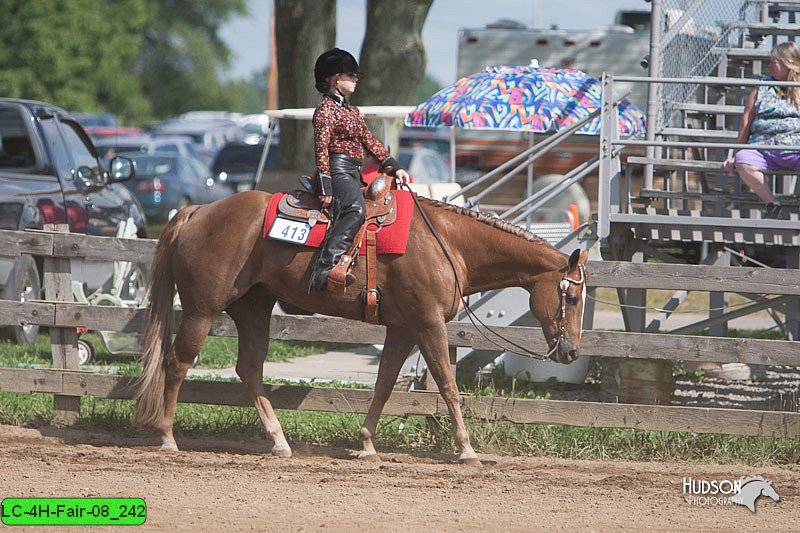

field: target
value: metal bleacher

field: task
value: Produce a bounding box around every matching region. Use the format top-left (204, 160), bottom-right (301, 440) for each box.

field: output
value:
top-left (597, 0), bottom-right (800, 339)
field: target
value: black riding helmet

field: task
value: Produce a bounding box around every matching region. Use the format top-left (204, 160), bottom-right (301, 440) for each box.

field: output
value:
top-left (314, 48), bottom-right (359, 93)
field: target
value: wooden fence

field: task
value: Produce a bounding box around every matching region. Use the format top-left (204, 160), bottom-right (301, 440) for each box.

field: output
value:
top-left (0, 227), bottom-right (798, 437)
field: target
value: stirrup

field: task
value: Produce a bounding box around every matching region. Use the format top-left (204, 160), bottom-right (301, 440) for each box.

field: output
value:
top-left (327, 255), bottom-right (355, 293)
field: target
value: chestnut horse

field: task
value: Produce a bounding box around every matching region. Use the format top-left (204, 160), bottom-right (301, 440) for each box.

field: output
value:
top-left (133, 189), bottom-right (589, 464)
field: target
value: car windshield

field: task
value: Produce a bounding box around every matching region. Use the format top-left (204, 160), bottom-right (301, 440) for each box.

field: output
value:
top-left (133, 157), bottom-right (176, 178)
top-left (212, 145), bottom-right (263, 172)
top-left (398, 153), bottom-right (412, 170)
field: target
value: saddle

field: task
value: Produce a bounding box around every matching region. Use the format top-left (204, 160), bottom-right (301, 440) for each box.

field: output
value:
top-left (276, 174), bottom-right (399, 324)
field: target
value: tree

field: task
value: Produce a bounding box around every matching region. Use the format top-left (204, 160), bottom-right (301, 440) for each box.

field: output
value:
top-left (355, 0), bottom-right (433, 153)
top-left (274, 0), bottom-right (432, 172)
top-left (136, 0), bottom-right (248, 120)
top-left (0, 0), bottom-right (249, 123)
top-left (0, 0), bottom-right (150, 120)
top-left (274, 0), bottom-right (336, 172)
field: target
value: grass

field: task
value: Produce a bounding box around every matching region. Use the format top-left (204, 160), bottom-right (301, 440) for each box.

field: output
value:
top-left (0, 330), bottom-right (797, 465)
top-left (1, 388), bottom-right (797, 466)
top-left (0, 333), bottom-right (356, 372)
top-left (591, 287), bottom-right (776, 317)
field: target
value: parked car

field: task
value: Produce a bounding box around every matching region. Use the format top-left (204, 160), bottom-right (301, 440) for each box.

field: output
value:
top-left (396, 147), bottom-right (467, 206)
top-left (211, 142), bottom-right (278, 193)
top-left (94, 134), bottom-right (207, 168)
top-left (398, 147), bottom-right (451, 184)
top-left (123, 154), bottom-right (233, 220)
top-left (147, 118), bottom-right (245, 166)
top-left (72, 112), bottom-right (142, 139)
top-left (0, 98), bottom-right (145, 344)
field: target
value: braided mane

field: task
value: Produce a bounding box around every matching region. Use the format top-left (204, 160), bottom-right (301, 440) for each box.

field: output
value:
top-left (420, 197), bottom-right (549, 245)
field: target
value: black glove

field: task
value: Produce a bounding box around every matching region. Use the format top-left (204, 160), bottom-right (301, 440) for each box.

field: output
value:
top-left (379, 156), bottom-right (404, 177)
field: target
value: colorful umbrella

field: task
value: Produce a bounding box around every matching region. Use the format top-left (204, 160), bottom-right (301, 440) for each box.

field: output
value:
top-left (404, 65), bottom-right (646, 136)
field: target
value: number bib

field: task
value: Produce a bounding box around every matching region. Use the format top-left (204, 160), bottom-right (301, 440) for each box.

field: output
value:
top-left (268, 216), bottom-right (313, 244)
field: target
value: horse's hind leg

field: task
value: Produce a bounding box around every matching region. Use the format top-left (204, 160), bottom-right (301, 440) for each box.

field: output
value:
top-left (416, 322), bottom-right (479, 465)
top-left (358, 326), bottom-right (416, 461)
top-left (160, 314), bottom-right (216, 451)
top-left (227, 292), bottom-right (291, 457)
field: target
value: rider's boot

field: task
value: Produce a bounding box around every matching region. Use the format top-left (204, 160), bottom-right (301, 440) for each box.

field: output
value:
top-left (310, 203), bottom-right (363, 291)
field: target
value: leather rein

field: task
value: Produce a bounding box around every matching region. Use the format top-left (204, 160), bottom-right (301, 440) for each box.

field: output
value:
top-left (401, 181), bottom-right (586, 361)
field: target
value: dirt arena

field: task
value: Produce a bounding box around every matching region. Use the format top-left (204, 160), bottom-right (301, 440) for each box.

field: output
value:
top-left (0, 424), bottom-right (796, 532)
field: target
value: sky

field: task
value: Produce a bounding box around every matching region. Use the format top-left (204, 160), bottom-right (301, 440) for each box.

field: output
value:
top-left (219, 0), bottom-right (649, 85)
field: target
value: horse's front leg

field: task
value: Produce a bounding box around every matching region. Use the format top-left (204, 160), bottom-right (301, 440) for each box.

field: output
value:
top-left (417, 322), bottom-right (479, 465)
top-left (358, 326), bottom-right (416, 460)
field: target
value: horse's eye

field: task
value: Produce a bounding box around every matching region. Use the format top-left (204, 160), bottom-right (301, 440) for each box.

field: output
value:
top-left (565, 293), bottom-right (579, 305)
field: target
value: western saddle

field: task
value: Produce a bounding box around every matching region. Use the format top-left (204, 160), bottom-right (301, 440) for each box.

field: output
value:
top-left (276, 175), bottom-right (399, 324)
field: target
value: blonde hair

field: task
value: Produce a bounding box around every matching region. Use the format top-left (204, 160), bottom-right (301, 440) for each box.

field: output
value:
top-left (771, 42), bottom-right (800, 109)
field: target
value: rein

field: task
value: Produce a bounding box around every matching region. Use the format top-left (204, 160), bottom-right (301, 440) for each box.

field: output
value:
top-left (401, 182), bottom-right (584, 361)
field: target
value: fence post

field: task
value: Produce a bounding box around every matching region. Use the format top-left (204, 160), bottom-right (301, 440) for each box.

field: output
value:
top-left (43, 223), bottom-right (80, 424)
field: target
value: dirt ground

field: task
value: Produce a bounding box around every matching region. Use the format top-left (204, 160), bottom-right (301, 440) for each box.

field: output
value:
top-left (0, 424), bottom-right (797, 532)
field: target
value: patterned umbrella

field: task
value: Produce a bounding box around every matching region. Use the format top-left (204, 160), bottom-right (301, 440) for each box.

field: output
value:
top-left (405, 65), bottom-right (646, 136)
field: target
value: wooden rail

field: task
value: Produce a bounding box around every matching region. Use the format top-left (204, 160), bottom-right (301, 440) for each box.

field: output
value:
top-left (0, 228), bottom-right (798, 437)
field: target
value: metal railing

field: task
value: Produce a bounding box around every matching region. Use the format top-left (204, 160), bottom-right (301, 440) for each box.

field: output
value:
top-left (597, 73), bottom-right (800, 239)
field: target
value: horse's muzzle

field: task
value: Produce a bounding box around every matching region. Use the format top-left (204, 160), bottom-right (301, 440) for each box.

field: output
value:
top-left (552, 336), bottom-right (579, 364)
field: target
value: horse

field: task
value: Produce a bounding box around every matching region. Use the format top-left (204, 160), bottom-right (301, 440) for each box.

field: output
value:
top-left (730, 476), bottom-right (780, 512)
top-left (133, 189), bottom-right (589, 464)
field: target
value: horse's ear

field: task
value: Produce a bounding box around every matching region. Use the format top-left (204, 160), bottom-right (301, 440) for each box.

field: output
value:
top-left (568, 248), bottom-right (581, 269)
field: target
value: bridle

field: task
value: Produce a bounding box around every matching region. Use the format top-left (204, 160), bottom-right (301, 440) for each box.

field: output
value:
top-left (401, 178), bottom-right (587, 361)
top-left (549, 263), bottom-right (587, 354)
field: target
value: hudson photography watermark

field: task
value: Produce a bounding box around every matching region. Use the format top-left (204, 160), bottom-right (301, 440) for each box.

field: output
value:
top-left (682, 475), bottom-right (780, 512)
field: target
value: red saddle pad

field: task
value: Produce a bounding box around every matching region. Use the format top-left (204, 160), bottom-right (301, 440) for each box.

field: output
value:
top-left (262, 190), bottom-right (415, 255)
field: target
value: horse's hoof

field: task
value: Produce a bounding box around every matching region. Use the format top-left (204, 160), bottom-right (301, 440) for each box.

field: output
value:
top-left (271, 445), bottom-right (292, 458)
top-left (159, 443), bottom-right (179, 452)
top-left (459, 456), bottom-right (482, 467)
top-left (356, 452), bottom-right (380, 462)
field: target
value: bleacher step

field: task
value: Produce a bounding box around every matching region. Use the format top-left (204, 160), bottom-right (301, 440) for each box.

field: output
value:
top-left (659, 128), bottom-right (738, 140)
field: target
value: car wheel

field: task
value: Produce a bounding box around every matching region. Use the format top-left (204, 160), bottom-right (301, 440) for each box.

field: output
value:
top-left (122, 263), bottom-right (149, 302)
top-left (278, 300), bottom-right (314, 315)
top-left (0, 255), bottom-right (41, 344)
top-left (77, 339), bottom-right (95, 365)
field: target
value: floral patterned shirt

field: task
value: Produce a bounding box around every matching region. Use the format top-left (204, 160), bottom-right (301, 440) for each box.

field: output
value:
top-left (313, 94), bottom-right (389, 174)
top-left (750, 76), bottom-right (800, 146)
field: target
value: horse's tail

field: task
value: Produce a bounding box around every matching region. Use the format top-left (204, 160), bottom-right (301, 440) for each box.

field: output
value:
top-left (133, 206), bottom-right (199, 429)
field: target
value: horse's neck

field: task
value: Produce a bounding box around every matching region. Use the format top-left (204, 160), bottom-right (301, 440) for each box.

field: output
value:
top-left (437, 208), bottom-right (566, 294)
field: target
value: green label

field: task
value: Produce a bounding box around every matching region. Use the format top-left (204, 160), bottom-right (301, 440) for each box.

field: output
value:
top-left (1, 498), bottom-right (146, 526)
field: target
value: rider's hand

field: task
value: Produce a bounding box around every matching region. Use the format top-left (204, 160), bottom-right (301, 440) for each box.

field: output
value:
top-left (395, 169), bottom-right (409, 186)
top-left (722, 157), bottom-right (735, 173)
top-left (319, 195), bottom-right (332, 208)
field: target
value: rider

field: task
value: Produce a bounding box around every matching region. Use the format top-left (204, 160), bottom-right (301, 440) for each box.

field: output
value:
top-left (310, 48), bottom-right (409, 291)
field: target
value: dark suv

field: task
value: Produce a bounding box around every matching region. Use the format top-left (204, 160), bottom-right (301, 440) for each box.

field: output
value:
top-left (211, 142), bottom-right (279, 193)
top-left (0, 98), bottom-right (145, 343)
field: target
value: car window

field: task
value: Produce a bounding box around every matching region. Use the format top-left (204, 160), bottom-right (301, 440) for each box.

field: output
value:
top-left (188, 158), bottom-right (211, 180)
top-left (0, 106), bottom-right (37, 170)
top-left (155, 144), bottom-right (179, 154)
top-left (135, 157), bottom-right (175, 177)
top-left (61, 122), bottom-right (100, 172)
top-left (183, 142), bottom-right (202, 161)
top-left (398, 153), bottom-right (412, 170)
top-left (177, 158), bottom-right (192, 180)
top-left (429, 154), bottom-right (450, 183)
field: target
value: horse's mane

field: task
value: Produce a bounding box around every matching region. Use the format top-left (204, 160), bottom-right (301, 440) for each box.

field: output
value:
top-left (420, 197), bottom-right (549, 245)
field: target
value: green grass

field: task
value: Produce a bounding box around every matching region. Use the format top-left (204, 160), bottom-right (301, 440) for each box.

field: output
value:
top-left (1, 331), bottom-right (797, 465)
top-left (1, 389), bottom-right (797, 465)
top-left (0, 333), bottom-right (356, 372)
